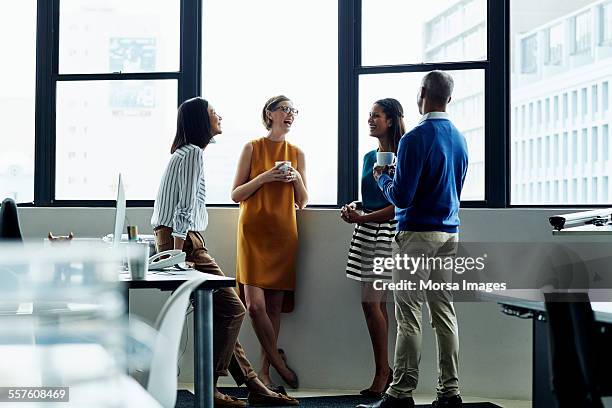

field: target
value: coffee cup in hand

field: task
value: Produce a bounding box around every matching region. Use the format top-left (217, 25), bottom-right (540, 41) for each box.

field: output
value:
top-left (275, 161), bottom-right (292, 174)
top-left (376, 152), bottom-right (395, 167)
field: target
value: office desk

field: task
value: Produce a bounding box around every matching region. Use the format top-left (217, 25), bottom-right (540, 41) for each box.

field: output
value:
top-left (487, 291), bottom-right (612, 407)
top-left (120, 269), bottom-right (235, 408)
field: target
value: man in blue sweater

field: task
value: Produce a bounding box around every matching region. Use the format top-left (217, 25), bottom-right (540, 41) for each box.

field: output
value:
top-left (358, 71), bottom-right (468, 408)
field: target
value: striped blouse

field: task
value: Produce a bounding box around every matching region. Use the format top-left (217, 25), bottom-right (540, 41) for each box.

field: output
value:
top-left (151, 144), bottom-right (208, 239)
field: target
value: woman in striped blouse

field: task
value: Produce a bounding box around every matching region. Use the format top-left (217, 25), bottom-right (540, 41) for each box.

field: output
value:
top-left (151, 97), bottom-right (298, 407)
top-left (340, 98), bottom-right (405, 399)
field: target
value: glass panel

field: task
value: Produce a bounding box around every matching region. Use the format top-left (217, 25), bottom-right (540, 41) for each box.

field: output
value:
top-left (0, 1), bottom-right (36, 203)
top-left (59, 0), bottom-right (180, 74)
top-left (573, 11), bottom-right (592, 54)
top-left (546, 24), bottom-right (564, 65)
top-left (603, 2), bottom-right (612, 44)
top-left (56, 80), bottom-right (177, 200)
top-left (521, 35), bottom-right (538, 73)
top-left (358, 70), bottom-right (484, 201)
top-left (362, 0), bottom-right (487, 66)
top-left (511, 0), bottom-right (612, 205)
top-left (202, 0), bottom-right (338, 204)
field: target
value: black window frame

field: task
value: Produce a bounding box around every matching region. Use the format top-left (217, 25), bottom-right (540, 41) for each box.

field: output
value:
top-left (30, 0), bottom-right (507, 208)
top-left (338, 0), bottom-right (508, 208)
top-left (33, 0), bottom-right (201, 207)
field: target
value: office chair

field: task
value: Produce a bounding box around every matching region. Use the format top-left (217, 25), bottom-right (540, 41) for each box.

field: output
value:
top-left (0, 198), bottom-right (23, 241)
top-left (545, 293), bottom-right (604, 408)
top-left (142, 276), bottom-right (208, 408)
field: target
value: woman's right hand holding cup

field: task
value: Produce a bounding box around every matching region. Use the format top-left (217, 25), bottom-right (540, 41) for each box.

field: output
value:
top-left (340, 201), bottom-right (362, 223)
top-left (257, 163), bottom-right (289, 185)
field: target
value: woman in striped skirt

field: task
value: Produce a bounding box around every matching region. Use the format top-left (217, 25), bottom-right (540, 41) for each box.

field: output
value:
top-left (341, 98), bottom-right (405, 398)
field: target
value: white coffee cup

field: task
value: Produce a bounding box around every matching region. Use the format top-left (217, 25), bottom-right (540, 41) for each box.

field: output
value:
top-left (376, 152), bottom-right (395, 166)
top-left (275, 161), bottom-right (291, 173)
top-left (128, 242), bottom-right (149, 280)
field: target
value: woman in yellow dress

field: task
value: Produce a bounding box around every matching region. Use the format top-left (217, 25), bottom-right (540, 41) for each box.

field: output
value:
top-left (231, 95), bottom-right (308, 390)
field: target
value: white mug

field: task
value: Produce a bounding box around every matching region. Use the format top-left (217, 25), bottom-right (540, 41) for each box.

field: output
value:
top-left (376, 152), bottom-right (395, 166)
top-left (275, 161), bottom-right (292, 173)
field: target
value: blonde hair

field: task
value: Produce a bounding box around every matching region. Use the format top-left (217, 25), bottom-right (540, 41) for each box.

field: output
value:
top-left (262, 95), bottom-right (291, 130)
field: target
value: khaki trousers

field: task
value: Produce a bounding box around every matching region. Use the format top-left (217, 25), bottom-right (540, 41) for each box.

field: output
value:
top-left (154, 227), bottom-right (257, 384)
top-left (387, 231), bottom-right (460, 399)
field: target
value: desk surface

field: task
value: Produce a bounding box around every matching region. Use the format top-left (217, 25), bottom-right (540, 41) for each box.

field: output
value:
top-left (119, 268), bottom-right (235, 291)
top-left (482, 289), bottom-right (612, 324)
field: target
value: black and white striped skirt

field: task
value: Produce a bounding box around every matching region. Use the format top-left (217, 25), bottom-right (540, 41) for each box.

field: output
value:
top-left (345, 217), bottom-right (397, 282)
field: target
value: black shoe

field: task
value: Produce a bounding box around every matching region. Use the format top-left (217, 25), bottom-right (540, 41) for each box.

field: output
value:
top-left (356, 394), bottom-right (414, 408)
top-left (432, 394), bottom-right (462, 408)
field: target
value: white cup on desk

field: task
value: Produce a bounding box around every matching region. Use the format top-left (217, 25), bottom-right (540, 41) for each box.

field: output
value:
top-left (376, 152), bottom-right (395, 167)
top-left (127, 243), bottom-right (149, 280)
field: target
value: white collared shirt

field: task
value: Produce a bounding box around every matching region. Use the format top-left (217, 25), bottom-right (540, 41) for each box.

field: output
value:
top-left (418, 111), bottom-right (450, 124)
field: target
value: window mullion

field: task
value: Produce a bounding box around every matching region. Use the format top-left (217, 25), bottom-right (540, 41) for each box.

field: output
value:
top-left (34, 0), bottom-right (59, 205)
top-left (338, 0), bottom-right (360, 205)
top-left (179, 0), bottom-right (201, 104)
top-left (487, 0), bottom-right (509, 207)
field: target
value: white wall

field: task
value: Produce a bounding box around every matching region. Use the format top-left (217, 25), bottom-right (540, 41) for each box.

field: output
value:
top-left (18, 206), bottom-right (584, 400)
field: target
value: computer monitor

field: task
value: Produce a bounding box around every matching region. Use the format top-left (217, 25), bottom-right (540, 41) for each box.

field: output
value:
top-left (113, 174), bottom-right (126, 248)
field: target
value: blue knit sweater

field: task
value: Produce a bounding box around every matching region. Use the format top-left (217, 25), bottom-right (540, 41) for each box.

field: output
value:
top-left (377, 112), bottom-right (468, 233)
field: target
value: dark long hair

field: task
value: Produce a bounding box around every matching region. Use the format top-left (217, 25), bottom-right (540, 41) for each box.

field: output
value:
top-left (171, 97), bottom-right (213, 154)
top-left (374, 98), bottom-right (406, 153)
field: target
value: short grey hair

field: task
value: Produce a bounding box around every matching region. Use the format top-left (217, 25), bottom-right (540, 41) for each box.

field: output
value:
top-left (422, 70), bottom-right (454, 105)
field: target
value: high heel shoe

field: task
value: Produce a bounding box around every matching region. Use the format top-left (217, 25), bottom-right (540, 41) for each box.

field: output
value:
top-left (359, 368), bottom-right (393, 398)
top-left (277, 348), bottom-right (299, 389)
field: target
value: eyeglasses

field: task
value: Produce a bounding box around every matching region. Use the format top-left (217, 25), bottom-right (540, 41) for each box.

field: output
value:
top-left (273, 106), bottom-right (299, 115)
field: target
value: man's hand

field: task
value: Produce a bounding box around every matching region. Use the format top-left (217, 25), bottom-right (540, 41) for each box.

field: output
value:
top-left (373, 164), bottom-right (391, 182)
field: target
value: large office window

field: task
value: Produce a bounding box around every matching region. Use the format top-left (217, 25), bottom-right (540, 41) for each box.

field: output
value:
top-left (55, 0), bottom-right (180, 200)
top-left (360, 0), bottom-right (487, 202)
top-left (0, 1), bottom-right (36, 203)
top-left (362, 0), bottom-right (487, 65)
top-left (511, 0), bottom-right (612, 205)
top-left (25, 0), bottom-right (510, 208)
top-left (201, 0), bottom-right (338, 205)
top-left (358, 70), bottom-right (485, 201)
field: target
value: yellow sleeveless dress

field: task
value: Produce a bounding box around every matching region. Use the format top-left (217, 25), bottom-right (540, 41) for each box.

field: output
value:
top-left (236, 137), bottom-right (299, 312)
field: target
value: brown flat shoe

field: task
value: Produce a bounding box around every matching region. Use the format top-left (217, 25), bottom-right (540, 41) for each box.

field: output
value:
top-left (248, 391), bottom-right (300, 406)
top-left (214, 394), bottom-right (246, 407)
